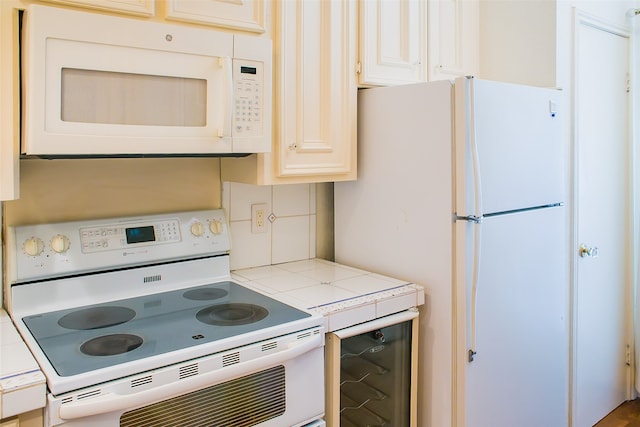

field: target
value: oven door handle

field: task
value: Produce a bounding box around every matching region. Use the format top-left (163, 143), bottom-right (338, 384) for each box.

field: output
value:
top-left (56, 332), bottom-right (323, 420)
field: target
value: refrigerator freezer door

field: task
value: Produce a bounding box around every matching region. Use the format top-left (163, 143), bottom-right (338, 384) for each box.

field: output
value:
top-left (456, 205), bottom-right (568, 427)
top-left (454, 77), bottom-right (564, 217)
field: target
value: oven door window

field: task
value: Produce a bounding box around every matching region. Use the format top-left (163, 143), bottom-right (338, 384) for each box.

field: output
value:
top-left (120, 366), bottom-right (286, 427)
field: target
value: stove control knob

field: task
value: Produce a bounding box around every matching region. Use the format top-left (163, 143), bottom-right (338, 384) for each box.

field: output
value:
top-left (23, 237), bottom-right (45, 257)
top-left (51, 234), bottom-right (71, 254)
top-left (190, 222), bottom-right (205, 237)
top-left (209, 219), bottom-right (223, 235)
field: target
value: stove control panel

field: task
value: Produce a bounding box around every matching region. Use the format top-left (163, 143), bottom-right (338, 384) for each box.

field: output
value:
top-left (79, 218), bottom-right (181, 253)
top-left (9, 210), bottom-right (230, 282)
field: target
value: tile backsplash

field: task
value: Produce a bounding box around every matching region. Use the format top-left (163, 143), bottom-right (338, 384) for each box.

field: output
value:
top-left (222, 182), bottom-right (317, 270)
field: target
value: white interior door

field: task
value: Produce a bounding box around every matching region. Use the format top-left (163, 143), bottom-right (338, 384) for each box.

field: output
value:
top-left (573, 11), bottom-right (631, 427)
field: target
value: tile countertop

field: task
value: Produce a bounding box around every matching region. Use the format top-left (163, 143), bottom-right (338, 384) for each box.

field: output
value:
top-left (232, 258), bottom-right (425, 332)
top-left (0, 310), bottom-right (46, 419)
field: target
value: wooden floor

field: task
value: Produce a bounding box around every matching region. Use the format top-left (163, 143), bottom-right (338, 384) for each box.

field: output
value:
top-left (595, 400), bottom-right (640, 427)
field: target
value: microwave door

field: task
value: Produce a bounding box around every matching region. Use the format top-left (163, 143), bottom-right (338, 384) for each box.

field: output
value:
top-left (30, 40), bottom-right (231, 155)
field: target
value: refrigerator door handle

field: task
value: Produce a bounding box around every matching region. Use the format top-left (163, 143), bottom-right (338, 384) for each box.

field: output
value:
top-left (468, 220), bottom-right (482, 362)
top-left (457, 76), bottom-right (484, 218)
top-left (469, 107), bottom-right (483, 218)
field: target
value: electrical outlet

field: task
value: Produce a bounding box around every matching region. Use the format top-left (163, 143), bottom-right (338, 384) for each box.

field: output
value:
top-left (251, 203), bottom-right (268, 233)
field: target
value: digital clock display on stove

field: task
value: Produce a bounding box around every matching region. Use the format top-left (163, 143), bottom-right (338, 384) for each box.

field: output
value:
top-left (125, 226), bottom-right (156, 244)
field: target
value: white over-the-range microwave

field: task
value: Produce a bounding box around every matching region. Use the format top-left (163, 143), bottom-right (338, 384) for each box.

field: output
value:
top-left (21, 5), bottom-right (272, 157)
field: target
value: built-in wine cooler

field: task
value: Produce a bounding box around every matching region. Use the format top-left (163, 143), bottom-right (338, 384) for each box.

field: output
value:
top-left (325, 310), bottom-right (419, 427)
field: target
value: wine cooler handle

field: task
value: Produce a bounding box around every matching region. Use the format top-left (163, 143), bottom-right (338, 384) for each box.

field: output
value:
top-left (333, 310), bottom-right (418, 340)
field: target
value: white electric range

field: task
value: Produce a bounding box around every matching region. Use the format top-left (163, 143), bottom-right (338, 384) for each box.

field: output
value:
top-left (5, 210), bottom-right (326, 427)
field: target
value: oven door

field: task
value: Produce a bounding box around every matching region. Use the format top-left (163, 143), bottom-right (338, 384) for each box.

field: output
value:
top-left (46, 330), bottom-right (325, 427)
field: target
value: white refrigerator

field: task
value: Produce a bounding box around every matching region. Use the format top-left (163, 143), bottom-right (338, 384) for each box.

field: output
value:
top-left (335, 77), bottom-right (569, 427)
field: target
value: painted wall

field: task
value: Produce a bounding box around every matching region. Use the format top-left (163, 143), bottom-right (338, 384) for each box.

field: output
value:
top-left (479, 0), bottom-right (635, 90)
top-left (4, 158), bottom-right (222, 225)
top-left (479, 1), bottom-right (557, 88)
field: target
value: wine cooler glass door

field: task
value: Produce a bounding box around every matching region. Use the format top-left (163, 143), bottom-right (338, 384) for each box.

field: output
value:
top-left (326, 310), bottom-right (419, 427)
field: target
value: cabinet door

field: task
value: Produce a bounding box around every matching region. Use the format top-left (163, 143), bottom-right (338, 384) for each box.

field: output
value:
top-left (428, 0), bottom-right (479, 81)
top-left (40, 0), bottom-right (154, 15)
top-left (358, 0), bottom-right (426, 86)
top-left (0, 1), bottom-right (19, 200)
top-left (276, 0), bottom-right (357, 179)
top-left (166, 0), bottom-right (266, 33)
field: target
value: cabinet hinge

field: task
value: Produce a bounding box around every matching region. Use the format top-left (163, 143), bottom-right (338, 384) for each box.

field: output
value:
top-left (356, 62), bottom-right (362, 74)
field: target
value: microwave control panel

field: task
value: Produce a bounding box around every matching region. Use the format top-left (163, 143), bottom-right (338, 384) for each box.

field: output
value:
top-left (233, 59), bottom-right (264, 137)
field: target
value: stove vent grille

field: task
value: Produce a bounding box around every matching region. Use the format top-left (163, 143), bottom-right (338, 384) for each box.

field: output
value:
top-left (297, 330), bottom-right (313, 340)
top-left (179, 363), bottom-right (199, 379)
top-left (143, 274), bottom-right (162, 283)
top-left (261, 341), bottom-right (277, 352)
top-left (120, 365), bottom-right (286, 427)
top-left (131, 375), bottom-right (153, 388)
top-left (222, 352), bottom-right (240, 366)
top-left (76, 389), bottom-right (101, 400)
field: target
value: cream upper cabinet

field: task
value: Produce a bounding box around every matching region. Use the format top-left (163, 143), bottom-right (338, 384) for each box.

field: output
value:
top-left (428, 0), bottom-right (479, 81)
top-left (357, 0), bottom-right (479, 86)
top-left (275, 0), bottom-right (357, 180)
top-left (0, 0), bottom-right (19, 200)
top-left (358, 0), bottom-right (427, 86)
top-left (222, 0), bottom-right (357, 184)
top-left (39, 0), bottom-right (267, 33)
top-left (165, 0), bottom-right (266, 33)
top-left (39, 0), bottom-right (154, 15)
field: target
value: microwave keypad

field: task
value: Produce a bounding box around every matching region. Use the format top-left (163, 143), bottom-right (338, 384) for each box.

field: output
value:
top-left (234, 63), bottom-right (263, 137)
top-left (234, 82), bottom-right (262, 135)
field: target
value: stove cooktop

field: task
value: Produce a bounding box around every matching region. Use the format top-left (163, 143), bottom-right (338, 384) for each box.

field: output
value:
top-left (22, 281), bottom-right (311, 377)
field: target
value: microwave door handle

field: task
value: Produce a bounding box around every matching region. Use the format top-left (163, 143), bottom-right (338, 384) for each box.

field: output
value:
top-left (218, 56), bottom-right (233, 139)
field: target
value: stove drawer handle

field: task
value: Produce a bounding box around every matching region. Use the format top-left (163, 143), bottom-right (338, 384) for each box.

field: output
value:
top-left (56, 332), bottom-right (323, 420)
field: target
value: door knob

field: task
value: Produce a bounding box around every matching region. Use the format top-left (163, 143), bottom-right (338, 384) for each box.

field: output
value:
top-left (579, 244), bottom-right (599, 258)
